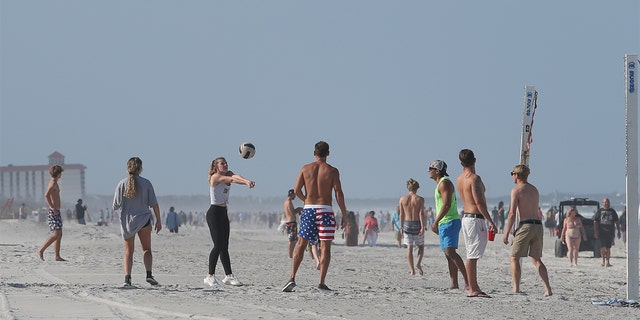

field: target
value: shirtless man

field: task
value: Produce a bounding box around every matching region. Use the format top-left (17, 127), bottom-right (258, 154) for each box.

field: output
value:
top-left (283, 141), bottom-right (348, 292)
top-left (283, 189), bottom-right (302, 258)
top-left (398, 178), bottom-right (426, 275)
top-left (502, 164), bottom-right (552, 296)
top-left (456, 149), bottom-right (497, 298)
top-left (37, 165), bottom-right (66, 261)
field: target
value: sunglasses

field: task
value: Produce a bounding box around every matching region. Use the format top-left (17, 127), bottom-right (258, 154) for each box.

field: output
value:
top-left (510, 171), bottom-right (516, 176)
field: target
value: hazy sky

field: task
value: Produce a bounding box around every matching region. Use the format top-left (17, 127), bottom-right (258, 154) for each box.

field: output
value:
top-left (1, 1), bottom-right (639, 201)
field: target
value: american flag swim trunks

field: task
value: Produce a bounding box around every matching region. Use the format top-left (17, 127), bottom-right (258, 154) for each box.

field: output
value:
top-left (298, 205), bottom-right (336, 244)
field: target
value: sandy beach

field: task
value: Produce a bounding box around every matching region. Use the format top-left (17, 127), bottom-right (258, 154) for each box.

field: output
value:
top-left (0, 218), bottom-right (638, 319)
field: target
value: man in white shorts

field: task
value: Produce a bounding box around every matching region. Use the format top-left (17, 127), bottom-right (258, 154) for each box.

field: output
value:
top-left (399, 178), bottom-right (426, 276)
top-left (456, 149), bottom-right (497, 298)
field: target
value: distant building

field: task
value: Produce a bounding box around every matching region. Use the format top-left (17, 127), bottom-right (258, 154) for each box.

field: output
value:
top-left (0, 152), bottom-right (86, 205)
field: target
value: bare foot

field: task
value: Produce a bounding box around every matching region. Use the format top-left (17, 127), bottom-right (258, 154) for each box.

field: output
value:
top-left (37, 250), bottom-right (44, 261)
top-left (55, 257), bottom-right (67, 262)
top-left (416, 265), bottom-right (423, 276)
top-left (409, 270), bottom-right (415, 275)
top-left (544, 290), bottom-right (553, 297)
top-left (450, 284), bottom-right (459, 289)
top-left (606, 263), bottom-right (613, 267)
top-left (467, 291), bottom-right (492, 298)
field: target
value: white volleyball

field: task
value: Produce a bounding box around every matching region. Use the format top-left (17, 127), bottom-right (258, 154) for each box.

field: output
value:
top-left (238, 142), bottom-right (256, 159)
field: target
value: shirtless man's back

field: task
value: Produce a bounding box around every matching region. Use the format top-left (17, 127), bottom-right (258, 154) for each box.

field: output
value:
top-left (398, 178), bottom-right (425, 275)
top-left (457, 173), bottom-right (487, 217)
top-left (456, 149), bottom-right (497, 297)
top-left (284, 141), bottom-right (348, 292)
top-left (294, 161), bottom-right (345, 208)
top-left (399, 192), bottom-right (425, 222)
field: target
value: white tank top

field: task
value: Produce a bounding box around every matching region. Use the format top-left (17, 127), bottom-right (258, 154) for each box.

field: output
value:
top-left (210, 183), bottom-right (230, 205)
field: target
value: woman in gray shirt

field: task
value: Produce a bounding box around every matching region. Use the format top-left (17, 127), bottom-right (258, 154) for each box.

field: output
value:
top-left (113, 157), bottom-right (162, 287)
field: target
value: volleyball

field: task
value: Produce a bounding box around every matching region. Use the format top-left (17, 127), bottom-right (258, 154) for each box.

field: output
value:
top-left (238, 142), bottom-right (256, 159)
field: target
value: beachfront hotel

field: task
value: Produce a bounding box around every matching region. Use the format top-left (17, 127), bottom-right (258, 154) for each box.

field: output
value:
top-left (0, 151), bottom-right (86, 206)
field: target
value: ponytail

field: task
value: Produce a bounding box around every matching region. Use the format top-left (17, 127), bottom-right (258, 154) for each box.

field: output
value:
top-left (124, 157), bottom-right (142, 199)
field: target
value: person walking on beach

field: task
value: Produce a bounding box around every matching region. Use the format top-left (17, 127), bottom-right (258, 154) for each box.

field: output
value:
top-left (593, 198), bottom-right (621, 267)
top-left (497, 201), bottom-right (506, 233)
top-left (399, 178), bottom-right (426, 275)
top-left (544, 208), bottom-right (556, 237)
top-left (166, 206), bottom-right (179, 233)
top-left (37, 165), bottom-right (66, 262)
top-left (491, 206), bottom-right (499, 229)
top-left (19, 203), bottom-right (27, 220)
top-left (428, 160), bottom-right (469, 291)
top-left (502, 164), bottom-right (552, 296)
top-left (113, 157), bottom-right (162, 287)
top-left (560, 207), bottom-right (586, 267)
top-left (283, 141), bottom-right (348, 292)
top-left (391, 207), bottom-right (402, 248)
top-left (456, 149), bottom-right (497, 298)
top-left (203, 157), bottom-right (255, 287)
top-left (426, 207), bottom-right (435, 226)
top-left (284, 189), bottom-right (301, 258)
top-left (362, 211), bottom-right (379, 247)
top-left (75, 199), bottom-right (88, 225)
top-left (344, 211), bottom-right (359, 247)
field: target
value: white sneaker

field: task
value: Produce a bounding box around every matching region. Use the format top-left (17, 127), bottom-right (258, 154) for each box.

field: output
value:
top-left (222, 275), bottom-right (243, 286)
top-left (204, 275), bottom-right (220, 287)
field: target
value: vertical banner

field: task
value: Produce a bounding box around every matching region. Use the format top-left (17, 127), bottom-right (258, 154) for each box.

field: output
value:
top-left (625, 54), bottom-right (639, 300)
top-left (520, 86), bottom-right (537, 166)
top-left (513, 86), bottom-right (538, 233)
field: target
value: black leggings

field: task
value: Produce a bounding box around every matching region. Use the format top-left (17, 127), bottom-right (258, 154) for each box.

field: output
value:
top-left (207, 205), bottom-right (232, 275)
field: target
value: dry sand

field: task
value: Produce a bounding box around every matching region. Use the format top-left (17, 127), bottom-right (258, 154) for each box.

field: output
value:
top-left (0, 218), bottom-right (638, 319)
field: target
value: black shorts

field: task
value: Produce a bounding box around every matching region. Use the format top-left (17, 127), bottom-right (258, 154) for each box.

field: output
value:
top-left (600, 231), bottom-right (614, 248)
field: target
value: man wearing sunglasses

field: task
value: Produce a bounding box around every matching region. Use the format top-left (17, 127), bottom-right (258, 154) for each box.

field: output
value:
top-left (503, 164), bottom-right (552, 297)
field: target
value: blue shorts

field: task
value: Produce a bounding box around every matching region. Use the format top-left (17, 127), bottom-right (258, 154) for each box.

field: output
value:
top-left (438, 219), bottom-right (461, 251)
